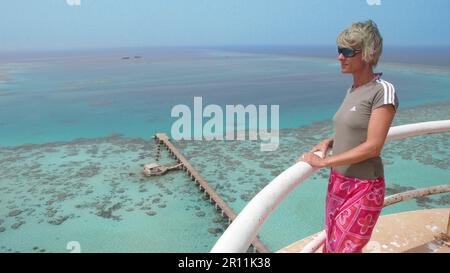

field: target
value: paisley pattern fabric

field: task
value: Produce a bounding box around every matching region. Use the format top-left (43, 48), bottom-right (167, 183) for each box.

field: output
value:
top-left (323, 168), bottom-right (385, 253)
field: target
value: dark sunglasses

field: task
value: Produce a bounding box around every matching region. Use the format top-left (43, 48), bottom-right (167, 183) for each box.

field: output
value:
top-left (338, 47), bottom-right (361, 57)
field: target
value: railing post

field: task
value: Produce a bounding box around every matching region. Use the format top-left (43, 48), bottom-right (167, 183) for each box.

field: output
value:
top-left (447, 212), bottom-right (450, 237)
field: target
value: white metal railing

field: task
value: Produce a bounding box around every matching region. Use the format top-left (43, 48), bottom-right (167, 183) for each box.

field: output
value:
top-left (210, 120), bottom-right (450, 253)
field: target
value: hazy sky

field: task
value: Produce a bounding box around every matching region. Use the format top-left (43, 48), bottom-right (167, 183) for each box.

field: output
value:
top-left (1, 0), bottom-right (449, 51)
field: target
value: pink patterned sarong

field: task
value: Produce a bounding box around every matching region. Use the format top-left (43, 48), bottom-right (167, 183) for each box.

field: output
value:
top-left (323, 168), bottom-right (385, 253)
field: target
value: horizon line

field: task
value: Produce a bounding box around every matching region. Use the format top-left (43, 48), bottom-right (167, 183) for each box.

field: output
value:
top-left (1, 43), bottom-right (450, 54)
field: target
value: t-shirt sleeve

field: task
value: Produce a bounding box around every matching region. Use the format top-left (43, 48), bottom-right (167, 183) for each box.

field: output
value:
top-left (371, 82), bottom-right (399, 112)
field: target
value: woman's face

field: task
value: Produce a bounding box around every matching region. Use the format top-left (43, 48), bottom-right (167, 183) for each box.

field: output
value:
top-left (337, 47), bottom-right (367, 74)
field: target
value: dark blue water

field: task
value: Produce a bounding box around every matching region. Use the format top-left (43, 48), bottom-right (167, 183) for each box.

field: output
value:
top-left (1, 47), bottom-right (449, 147)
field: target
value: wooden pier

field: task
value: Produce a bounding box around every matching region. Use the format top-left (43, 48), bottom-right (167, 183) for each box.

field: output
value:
top-left (154, 133), bottom-right (270, 253)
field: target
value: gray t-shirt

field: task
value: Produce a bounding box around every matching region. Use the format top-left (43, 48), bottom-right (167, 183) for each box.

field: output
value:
top-left (332, 76), bottom-right (399, 179)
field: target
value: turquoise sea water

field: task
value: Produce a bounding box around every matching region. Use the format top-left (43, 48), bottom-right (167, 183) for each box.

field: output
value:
top-left (0, 48), bottom-right (449, 252)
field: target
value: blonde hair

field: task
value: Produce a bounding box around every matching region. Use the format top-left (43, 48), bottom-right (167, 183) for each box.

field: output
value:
top-left (337, 20), bottom-right (383, 67)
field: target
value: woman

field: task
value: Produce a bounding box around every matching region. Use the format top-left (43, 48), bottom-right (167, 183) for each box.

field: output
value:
top-left (299, 20), bottom-right (399, 253)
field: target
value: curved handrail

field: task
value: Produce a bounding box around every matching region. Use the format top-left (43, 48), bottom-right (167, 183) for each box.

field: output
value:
top-left (383, 184), bottom-right (450, 207)
top-left (300, 184), bottom-right (450, 253)
top-left (210, 120), bottom-right (450, 253)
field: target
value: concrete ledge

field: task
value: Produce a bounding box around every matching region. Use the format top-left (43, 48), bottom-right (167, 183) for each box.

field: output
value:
top-left (278, 208), bottom-right (450, 253)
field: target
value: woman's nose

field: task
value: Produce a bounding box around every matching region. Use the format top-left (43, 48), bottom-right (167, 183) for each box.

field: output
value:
top-left (338, 53), bottom-right (346, 61)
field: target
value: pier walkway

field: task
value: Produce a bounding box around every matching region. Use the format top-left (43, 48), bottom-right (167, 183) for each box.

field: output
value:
top-left (154, 133), bottom-right (270, 253)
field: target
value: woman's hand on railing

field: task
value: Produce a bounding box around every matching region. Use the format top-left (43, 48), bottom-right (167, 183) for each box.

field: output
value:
top-left (297, 139), bottom-right (332, 168)
top-left (297, 151), bottom-right (328, 169)
top-left (310, 139), bottom-right (333, 156)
